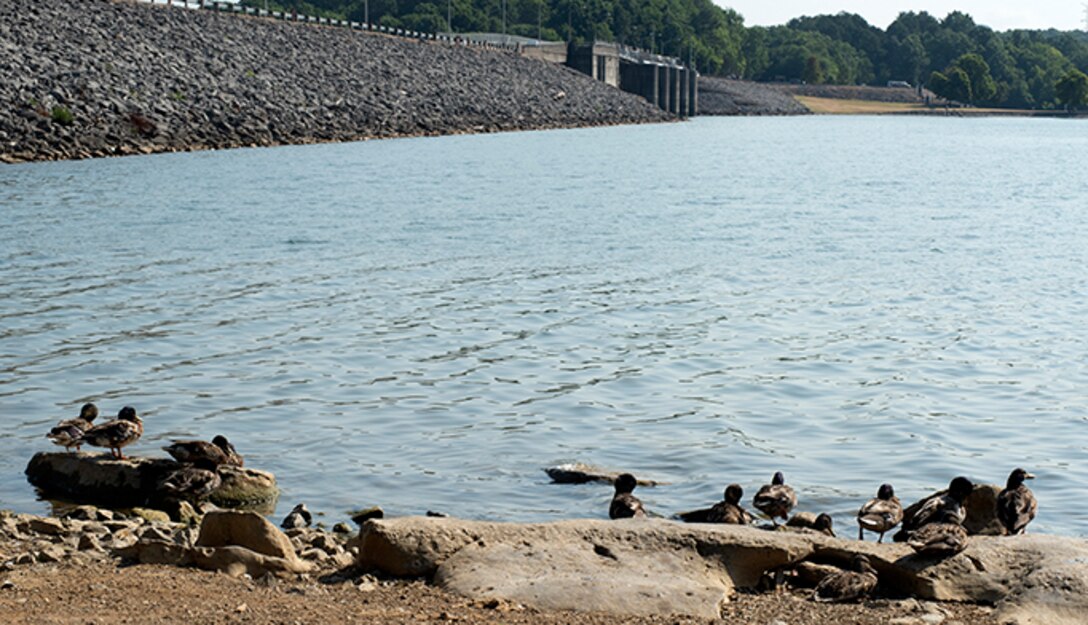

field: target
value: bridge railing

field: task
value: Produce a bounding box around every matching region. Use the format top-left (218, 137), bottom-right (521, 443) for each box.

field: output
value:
top-left (130, 0), bottom-right (527, 51)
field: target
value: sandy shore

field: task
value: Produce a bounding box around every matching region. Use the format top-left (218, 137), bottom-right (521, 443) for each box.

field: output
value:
top-left (0, 550), bottom-right (1001, 625)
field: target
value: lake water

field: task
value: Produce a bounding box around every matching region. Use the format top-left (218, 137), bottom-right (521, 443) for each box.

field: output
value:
top-left (2, 116), bottom-right (1087, 536)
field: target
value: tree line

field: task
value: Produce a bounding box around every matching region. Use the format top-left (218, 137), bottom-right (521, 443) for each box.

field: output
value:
top-left (242, 0), bottom-right (1088, 109)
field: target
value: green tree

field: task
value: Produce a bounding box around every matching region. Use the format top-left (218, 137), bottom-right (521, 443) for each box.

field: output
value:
top-left (1055, 69), bottom-right (1088, 110)
top-left (954, 53), bottom-right (997, 103)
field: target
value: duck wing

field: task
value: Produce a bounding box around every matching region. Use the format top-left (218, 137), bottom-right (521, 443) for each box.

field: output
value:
top-left (163, 440), bottom-right (228, 465)
top-left (997, 487), bottom-right (1037, 535)
top-left (707, 502), bottom-right (752, 525)
top-left (159, 467), bottom-right (222, 500)
top-left (754, 484), bottom-right (797, 519)
top-left (609, 493), bottom-right (646, 519)
top-left (80, 420), bottom-right (140, 448)
top-left (858, 497), bottom-right (903, 533)
top-left (813, 571), bottom-right (878, 603)
top-left (908, 523), bottom-right (968, 555)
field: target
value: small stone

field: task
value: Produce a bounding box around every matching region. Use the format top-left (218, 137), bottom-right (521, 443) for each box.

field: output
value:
top-left (332, 523), bottom-right (351, 534)
top-left (920, 615), bottom-right (945, 625)
top-left (299, 548), bottom-right (329, 563)
top-left (889, 618), bottom-right (922, 625)
top-left (140, 526), bottom-right (174, 542)
top-left (1, 580), bottom-right (15, 590)
top-left (235, 603), bottom-right (248, 613)
top-left (309, 533), bottom-right (340, 553)
top-left (349, 506), bottom-right (384, 526)
top-left (65, 506), bottom-right (100, 521)
top-left (14, 553), bottom-right (34, 565)
top-left (129, 508), bottom-right (170, 524)
top-left (356, 581), bottom-right (377, 593)
top-left (78, 534), bottom-right (103, 552)
top-left (28, 518), bottom-right (66, 536)
top-left (36, 546), bottom-right (66, 563)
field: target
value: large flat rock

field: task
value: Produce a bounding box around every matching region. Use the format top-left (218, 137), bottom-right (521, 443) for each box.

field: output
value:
top-left (352, 516), bottom-right (1088, 623)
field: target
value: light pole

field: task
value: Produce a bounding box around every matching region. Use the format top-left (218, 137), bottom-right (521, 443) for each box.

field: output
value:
top-left (502, 0), bottom-right (507, 43)
top-left (447, 0), bottom-right (451, 32)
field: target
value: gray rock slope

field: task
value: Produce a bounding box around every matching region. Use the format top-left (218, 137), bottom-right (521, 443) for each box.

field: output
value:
top-left (1, 0), bottom-right (671, 162)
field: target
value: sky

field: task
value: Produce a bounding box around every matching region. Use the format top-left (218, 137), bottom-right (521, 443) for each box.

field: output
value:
top-left (717, 1), bottom-right (1088, 31)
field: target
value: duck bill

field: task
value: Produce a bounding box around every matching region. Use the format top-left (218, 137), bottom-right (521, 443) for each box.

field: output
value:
top-left (1024, 473), bottom-right (1036, 480)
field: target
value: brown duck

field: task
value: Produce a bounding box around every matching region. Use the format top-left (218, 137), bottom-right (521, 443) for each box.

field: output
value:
top-left (996, 468), bottom-right (1037, 535)
top-left (78, 406), bottom-right (142, 459)
top-left (907, 513), bottom-right (969, 556)
top-left (813, 555), bottom-right (879, 603)
top-left (753, 472), bottom-right (797, 526)
top-left (163, 435), bottom-right (243, 467)
top-left (857, 483), bottom-right (903, 543)
top-left (707, 484), bottom-right (754, 525)
top-left (897, 476), bottom-right (973, 540)
top-left (786, 512), bottom-right (836, 537)
top-left (609, 473), bottom-right (646, 519)
top-left (46, 403), bottom-right (98, 452)
top-left (158, 462), bottom-right (222, 503)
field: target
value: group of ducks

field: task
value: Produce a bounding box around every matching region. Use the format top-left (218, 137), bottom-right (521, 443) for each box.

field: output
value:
top-left (610, 469), bottom-right (1039, 602)
top-left (45, 402), bottom-right (243, 502)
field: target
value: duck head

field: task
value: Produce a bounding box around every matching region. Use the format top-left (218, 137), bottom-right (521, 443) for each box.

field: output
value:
top-left (852, 554), bottom-right (876, 575)
top-left (118, 406), bottom-right (139, 422)
top-left (212, 435), bottom-right (236, 454)
top-left (771, 471), bottom-right (785, 486)
top-left (815, 513), bottom-right (835, 536)
top-left (1006, 468), bottom-right (1035, 489)
top-left (877, 483), bottom-right (895, 500)
top-left (614, 473), bottom-right (637, 494)
top-left (948, 476), bottom-right (974, 502)
top-left (80, 403), bottom-right (99, 422)
top-left (724, 483), bottom-right (744, 504)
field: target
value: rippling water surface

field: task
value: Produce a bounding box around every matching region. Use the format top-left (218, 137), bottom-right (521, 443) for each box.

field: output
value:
top-left (2, 116), bottom-right (1087, 535)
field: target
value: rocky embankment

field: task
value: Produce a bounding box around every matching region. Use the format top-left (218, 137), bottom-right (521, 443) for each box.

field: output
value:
top-left (697, 77), bottom-right (811, 116)
top-left (0, 0), bottom-right (671, 163)
top-left (774, 83), bottom-right (935, 104)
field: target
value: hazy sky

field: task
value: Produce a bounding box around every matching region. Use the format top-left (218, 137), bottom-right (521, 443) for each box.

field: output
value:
top-left (718, 1), bottom-right (1088, 31)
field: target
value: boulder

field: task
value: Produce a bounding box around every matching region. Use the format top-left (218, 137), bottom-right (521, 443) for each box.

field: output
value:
top-left (353, 516), bottom-right (1088, 623)
top-left (195, 510), bottom-right (297, 561)
top-left (24, 452), bottom-right (278, 515)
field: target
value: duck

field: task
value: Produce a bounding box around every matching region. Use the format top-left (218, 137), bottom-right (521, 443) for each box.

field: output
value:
top-left (897, 476), bottom-right (973, 539)
top-left (753, 472), bottom-right (797, 526)
top-left (609, 473), bottom-right (646, 519)
top-left (996, 468), bottom-right (1037, 535)
top-left (45, 403), bottom-right (98, 452)
top-left (78, 406), bottom-right (142, 459)
top-left (163, 435), bottom-right (243, 467)
top-left (707, 484), bottom-right (753, 525)
top-left (281, 503), bottom-right (313, 529)
top-left (857, 483), bottom-right (904, 543)
top-left (906, 512), bottom-right (969, 555)
top-left (786, 512), bottom-right (836, 537)
top-left (158, 462), bottom-right (222, 503)
top-left (812, 554), bottom-right (879, 603)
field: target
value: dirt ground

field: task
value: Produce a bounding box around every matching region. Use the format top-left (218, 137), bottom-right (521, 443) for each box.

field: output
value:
top-left (0, 554), bottom-right (1002, 625)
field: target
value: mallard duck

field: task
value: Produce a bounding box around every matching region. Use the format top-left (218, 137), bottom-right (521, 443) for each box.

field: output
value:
top-left (281, 503), bottom-right (313, 529)
top-left (901, 476), bottom-right (973, 533)
top-left (857, 483), bottom-right (904, 543)
top-left (997, 468), bottom-right (1037, 535)
top-left (753, 472), bottom-right (797, 526)
top-left (158, 463), bottom-right (222, 502)
top-left (45, 403), bottom-right (98, 452)
top-left (78, 406), bottom-right (142, 459)
top-left (907, 514), bottom-right (969, 555)
top-left (785, 512), bottom-right (836, 536)
top-left (813, 554), bottom-right (879, 603)
top-left (707, 484), bottom-right (753, 525)
top-left (609, 473), bottom-right (646, 519)
top-left (163, 435), bottom-right (243, 467)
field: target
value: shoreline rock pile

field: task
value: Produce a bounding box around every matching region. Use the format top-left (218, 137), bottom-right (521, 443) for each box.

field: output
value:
top-left (1, 0), bottom-right (672, 163)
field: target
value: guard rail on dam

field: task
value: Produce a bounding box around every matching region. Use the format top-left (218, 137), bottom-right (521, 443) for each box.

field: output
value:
top-left (132, 0), bottom-right (696, 117)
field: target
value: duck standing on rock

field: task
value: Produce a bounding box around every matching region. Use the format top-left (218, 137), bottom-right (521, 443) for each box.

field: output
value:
top-left (857, 483), bottom-right (903, 543)
top-left (78, 406), bottom-right (142, 459)
top-left (707, 484), bottom-right (753, 525)
top-left (896, 476), bottom-right (973, 541)
top-left (753, 472), bottom-right (797, 527)
top-left (45, 403), bottom-right (98, 452)
top-left (609, 473), bottom-right (646, 519)
top-left (163, 435), bottom-right (243, 467)
top-left (812, 554), bottom-right (879, 603)
top-left (282, 503), bottom-right (313, 529)
top-left (997, 468), bottom-right (1037, 535)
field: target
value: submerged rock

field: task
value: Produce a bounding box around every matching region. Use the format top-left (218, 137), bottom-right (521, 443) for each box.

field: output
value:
top-left (543, 463), bottom-right (665, 486)
top-left (24, 452), bottom-right (278, 517)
